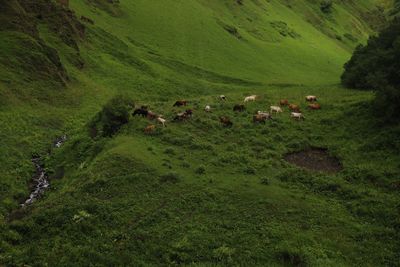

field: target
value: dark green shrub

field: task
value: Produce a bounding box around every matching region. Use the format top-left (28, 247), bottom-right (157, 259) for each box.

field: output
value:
top-left (341, 18), bottom-right (400, 121)
top-left (244, 166), bottom-right (256, 175)
top-left (159, 172), bottom-right (181, 183)
top-left (164, 148), bottom-right (176, 155)
top-left (89, 95), bottom-right (134, 137)
top-left (320, 0), bottom-right (333, 14)
top-left (260, 177), bottom-right (270, 185)
top-left (195, 165), bottom-right (206, 175)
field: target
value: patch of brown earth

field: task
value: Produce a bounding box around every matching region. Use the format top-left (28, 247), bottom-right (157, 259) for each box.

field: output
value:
top-left (284, 148), bottom-right (342, 173)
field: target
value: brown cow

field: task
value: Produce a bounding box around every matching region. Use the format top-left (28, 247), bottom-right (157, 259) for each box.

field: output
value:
top-left (144, 125), bottom-right (156, 134)
top-left (280, 99), bottom-right (289, 106)
top-left (173, 100), bottom-right (188, 107)
top-left (147, 111), bottom-right (158, 120)
top-left (253, 113), bottom-right (271, 124)
top-left (173, 109), bottom-right (193, 121)
top-left (308, 103), bottom-right (321, 110)
top-left (219, 116), bottom-right (233, 127)
top-left (233, 104), bottom-right (246, 112)
top-left (289, 104), bottom-right (301, 113)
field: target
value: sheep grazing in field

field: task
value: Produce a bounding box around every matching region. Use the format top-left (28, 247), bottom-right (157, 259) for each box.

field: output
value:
top-left (306, 95), bottom-right (317, 102)
top-left (244, 95), bottom-right (258, 102)
top-left (289, 104), bottom-right (301, 113)
top-left (157, 116), bottom-right (167, 127)
top-left (291, 112), bottom-right (304, 120)
top-left (270, 106), bottom-right (283, 114)
top-left (233, 104), bottom-right (246, 112)
top-left (204, 105), bottom-right (212, 112)
top-left (219, 95), bottom-right (227, 101)
top-left (144, 125), bottom-right (156, 134)
top-left (173, 100), bottom-right (188, 107)
top-left (280, 99), bottom-right (289, 106)
top-left (308, 103), bottom-right (321, 110)
top-left (219, 116), bottom-right (233, 127)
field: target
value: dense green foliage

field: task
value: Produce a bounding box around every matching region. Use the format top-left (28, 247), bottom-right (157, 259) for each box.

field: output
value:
top-left (89, 95), bottom-right (134, 137)
top-left (1, 0), bottom-right (399, 266)
top-left (341, 17), bottom-right (400, 120)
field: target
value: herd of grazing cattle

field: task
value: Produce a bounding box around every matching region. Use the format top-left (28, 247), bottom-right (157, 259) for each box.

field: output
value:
top-left (133, 94), bottom-right (320, 134)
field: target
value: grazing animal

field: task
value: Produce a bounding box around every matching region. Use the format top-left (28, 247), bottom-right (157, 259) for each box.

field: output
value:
top-left (280, 99), bottom-right (289, 106)
top-left (289, 104), bottom-right (301, 113)
top-left (270, 106), bottom-right (283, 114)
top-left (184, 109), bottom-right (193, 117)
top-left (147, 111), bottom-right (158, 120)
top-left (291, 112), bottom-right (304, 120)
top-left (244, 95), bottom-right (258, 102)
top-left (204, 105), bottom-right (212, 112)
top-left (132, 108), bottom-right (148, 117)
top-left (306, 95), bottom-right (317, 102)
top-left (173, 100), bottom-right (188, 107)
top-left (308, 103), bottom-right (321, 110)
top-left (233, 104), bottom-right (246, 112)
top-left (173, 109), bottom-right (193, 121)
top-left (219, 116), bottom-right (233, 127)
top-left (253, 113), bottom-right (271, 124)
top-left (257, 111), bottom-right (270, 117)
top-left (219, 95), bottom-right (227, 101)
top-left (157, 116), bottom-right (167, 127)
top-left (144, 125), bottom-right (156, 134)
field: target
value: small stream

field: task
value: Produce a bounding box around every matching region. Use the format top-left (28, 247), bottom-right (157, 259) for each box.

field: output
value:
top-left (21, 135), bottom-right (67, 207)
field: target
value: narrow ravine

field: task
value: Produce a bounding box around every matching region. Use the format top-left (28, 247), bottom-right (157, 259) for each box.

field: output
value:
top-left (21, 135), bottom-right (67, 207)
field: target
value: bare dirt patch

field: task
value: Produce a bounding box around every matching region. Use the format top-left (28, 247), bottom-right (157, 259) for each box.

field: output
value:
top-left (284, 148), bottom-right (342, 173)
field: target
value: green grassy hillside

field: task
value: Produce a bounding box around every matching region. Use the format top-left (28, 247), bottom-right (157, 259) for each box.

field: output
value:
top-left (1, 0), bottom-right (399, 266)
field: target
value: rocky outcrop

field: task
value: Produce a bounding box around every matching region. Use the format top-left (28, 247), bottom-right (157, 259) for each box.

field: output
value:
top-left (0, 0), bottom-right (86, 86)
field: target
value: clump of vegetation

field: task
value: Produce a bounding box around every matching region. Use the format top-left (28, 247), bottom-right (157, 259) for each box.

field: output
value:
top-left (195, 165), bottom-right (206, 175)
top-left (270, 21), bottom-right (301, 38)
top-left (320, 0), bottom-right (333, 14)
top-left (213, 245), bottom-right (235, 263)
top-left (159, 172), bottom-right (181, 183)
top-left (260, 177), bottom-right (270, 185)
top-left (89, 95), bottom-right (134, 137)
top-left (164, 147), bottom-right (176, 155)
top-left (341, 18), bottom-right (400, 121)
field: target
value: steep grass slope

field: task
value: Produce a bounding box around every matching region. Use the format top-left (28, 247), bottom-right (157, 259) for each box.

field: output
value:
top-left (1, 0), bottom-right (399, 266)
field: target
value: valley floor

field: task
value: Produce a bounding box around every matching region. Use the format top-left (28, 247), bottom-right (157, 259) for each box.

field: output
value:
top-left (1, 85), bottom-right (399, 266)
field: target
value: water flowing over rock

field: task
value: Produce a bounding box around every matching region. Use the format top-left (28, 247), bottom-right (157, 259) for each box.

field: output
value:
top-left (21, 135), bottom-right (67, 207)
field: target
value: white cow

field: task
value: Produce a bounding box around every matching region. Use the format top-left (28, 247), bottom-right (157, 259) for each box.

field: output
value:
top-left (204, 105), bottom-right (211, 112)
top-left (270, 106), bottom-right (283, 113)
top-left (157, 116), bottom-right (167, 127)
top-left (257, 111), bottom-right (270, 117)
top-left (244, 95), bottom-right (258, 102)
top-left (219, 95), bottom-right (227, 101)
top-left (306, 95), bottom-right (317, 102)
top-left (291, 112), bottom-right (304, 120)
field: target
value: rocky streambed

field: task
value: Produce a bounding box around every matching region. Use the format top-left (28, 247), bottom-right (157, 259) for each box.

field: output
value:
top-left (21, 135), bottom-right (67, 207)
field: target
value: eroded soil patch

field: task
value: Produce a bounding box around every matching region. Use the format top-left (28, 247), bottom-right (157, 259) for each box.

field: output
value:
top-left (284, 148), bottom-right (342, 173)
